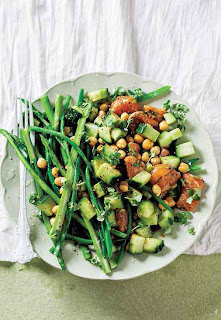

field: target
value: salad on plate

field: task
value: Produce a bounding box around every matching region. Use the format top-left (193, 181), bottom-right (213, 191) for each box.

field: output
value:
top-left (0, 85), bottom-right (204, 274)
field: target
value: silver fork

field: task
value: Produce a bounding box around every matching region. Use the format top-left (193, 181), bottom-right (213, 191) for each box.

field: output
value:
top-left (12, 97), bottom-right (36, 263)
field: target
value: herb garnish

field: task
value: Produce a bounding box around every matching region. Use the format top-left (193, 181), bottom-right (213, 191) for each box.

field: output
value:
top-left (127, 88), bottom-right (144, 100)
top-left (110, 87), bottom-right (127, 101)
top-left (186, 188), bottom-right (201, 204)
top-left (188, 226), bottom-right (195, 235)
top-left (122, 118), bottom-right (134, 131)
top-left (163, 100), bottom-right (188, 131)
top-left (174, 211), bottom-right (192, 225)
top-left (132, 162), bottom-right (140, 168)
top-left (185, 158), bottom-right (201, 172)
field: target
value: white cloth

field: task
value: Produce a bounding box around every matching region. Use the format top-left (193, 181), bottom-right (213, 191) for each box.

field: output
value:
top-left (0, 0), bottom-right (220, 260)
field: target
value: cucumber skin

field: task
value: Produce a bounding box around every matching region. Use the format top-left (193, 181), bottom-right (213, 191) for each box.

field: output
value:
top-left (137, 200), bottom-right (155, 219)
top-left (160, 156), bottom-right (180, 168)
top-left (176, 142), bottom-right (195, 158)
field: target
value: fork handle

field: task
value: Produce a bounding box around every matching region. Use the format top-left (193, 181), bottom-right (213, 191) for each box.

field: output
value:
top-left (13, 165), bottom-right (36, 263)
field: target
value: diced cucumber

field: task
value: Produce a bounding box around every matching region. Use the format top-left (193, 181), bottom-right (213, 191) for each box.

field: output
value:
top-left (79, 197), bottom-right (96, 220)
top-left (136, 225), bottom-right (152, 238)
top-left (31, 195), bottom-right (56, 217)
top-left (104, 110), bottom-right (121, 128)
top-left (94, 116), bottom-right (105, 127)
top-left (125, 187), bottom-right (143, 206)
top-left (97, 163), bottom-right (122, 185)
top-left (104, 195), bottom-right (124, 210)
top-left (111, 128), bottom-right (127, 141)
top-left (158, 209), bottom-right (174, 229)
top-left (99, 127), bottom-right (112, 143)
top-left (100, 144), bottom-right (120, 165)
top-left (91, 157), bottom-right (105, 177)
top-left (146, 163), bottom-right (154, 172)
top-left (88, 88), bottom-right (109, 102)
top-left (93, 181), bottom-right (107, 198)
top-left (160, 155), bottom-right (180, 168)
top-left (143, 238), bottom-right (164, 253)
top-left (88, 107), bottom-right (99, 122)
top-left (141, 214), bottom-right (158, 226)
top-left (131, 171), bottom-right (151, 188)
top-left (137, 200), bottom-right (155, 219)
top-left (176, 142), bottom-right (195, 158)
top-left (164, 112), bottom-right (176, 124)
top-left (129, 234), bottom-right (145, 254)
top-left (85, 122), bottom-right (99, 138)
top-left (170, 128), bottom-right (183, 141)
top-left (136, 123), bottom-right (160, 142)
top-left (107, 210), bottom-right (117, 227)
top-left (158, 131), bottom-right (172, 148)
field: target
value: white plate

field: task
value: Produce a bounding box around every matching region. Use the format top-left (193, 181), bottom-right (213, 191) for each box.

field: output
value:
top-left (1, 72), bottom-right (218, 280)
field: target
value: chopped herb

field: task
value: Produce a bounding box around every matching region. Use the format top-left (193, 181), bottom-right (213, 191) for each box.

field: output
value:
top-left (122, 118), bottom-right (134, 131)
top-left (188, 226), bottom-right (195, 235)
top-left (127, 88), bottom-right (144, 100)
top-left (185, 158), bottom-right (201, 171)
top-left (164, 101), bottom-right (188, 131)
top-left (174, 211), bottom-right (192, 225)
top-left (164, 226), bottom-right (172, 234)
top-left (131, 220), bottom-right (146, 232)
top-left (187, 188), bottom-right (201, 204)
top-left (110, 87), bottom-right (127, 101)
top-left (180, 178), bottom-right (186, 186)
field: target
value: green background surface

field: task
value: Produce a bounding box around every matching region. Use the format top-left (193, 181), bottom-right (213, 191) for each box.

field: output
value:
top-left (0, 255), bottom-right (221, 320)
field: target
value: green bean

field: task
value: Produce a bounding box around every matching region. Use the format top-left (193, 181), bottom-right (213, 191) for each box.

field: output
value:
top-left (54, 95), bottom-right (64, 131)
top-left (29, 126), bottom-right (92, 171)
top-left (40, 135), bottom-right (66, 176)
top-left (138, 86), bottom-right (171, 102)
top-left (65, 234), bottom-right (93, 245)
top-left (80, 245), bottom-right (92, 261)
top-left (111, 229), bottom-right (128, 238)
top-left (0, 129), bottom-right (59, 203)
top-left (40, 95), bottom-right (54, 125)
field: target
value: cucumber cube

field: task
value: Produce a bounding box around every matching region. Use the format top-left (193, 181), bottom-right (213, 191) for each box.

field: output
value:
top-left (131, 171), bottom-right (151, 188)
top-left (176, 142), bottom-right (195, 158)
top-left (136, 124), bottom-right (160, 142)
top-left (111, 128), bottom-right (127, 141)
top-left (141, 214), bottom-right (158, 226)
top-left (138, 200), bottom-right (155, 219)
top-left (164, 112), bottom-right (176, 124)
top-left (88, 88), bottom-right (109, 102)
top-left (158, 210), bottom-right (174, 229)
top-left (129, 234), bottom-right (145, 254)
top-left (136, 226), bottom-right (152, 238)
top-left (85, 123), bottom-right (99, 138)
top-left (99, 127), bottom-right (112, 143)
top-left (79, 197), bottom-right (96, 220)
top-left (170, 128), bottom-right (183, 141)
top-left (143, 238), bottom-right (164, 253)
top-left (158, 131), bottom-right (172, 148)
top-left (97, 163), bottom-right (122, 185)
top-left (160, 156), bottom-right (180, 168)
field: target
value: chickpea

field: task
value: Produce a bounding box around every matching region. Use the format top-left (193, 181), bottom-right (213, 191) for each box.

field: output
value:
top-left (52, 205), bottom-right (59, 214)
top-left (50, 217), bottom-right (56, 226)
top-left (118, 149), bottom-right (126, 159)
top-left (152, 184), bottom-right (161, 196)
top-left (137, 153), bottom-right (142, 160)
top-left (116, 138), bottom-right (127, 149)
top-left (59, 187), bottom-right (64, 195)
top-left (110, 145), bottom-right (119, 152)
top-left (126, 243), bottom-right (130, 251)
top-left (132, 221), bottom-right (136, 228)
top-left (52, 167), bottom-right (59, 178)
top-left (100, 103), bottom-right (109, 112)
top-left (97, 145), bottom-right (103, 153)
top-left (54, 177), bottom-right (64, 187)
top-left (126, 136), bottom-right (134, 143)
top-left (166, 196), bottom-right (176, 207)
top-left (142, 139), bottom-right (154, 150)
top-left (64, 126), bottom-right (71, 135)
top-left (159, 120), bottom-right (168, 131)
top-left (151, 156), bottom-right (161, 165)
top-left (37, 158), bottom-right (47, 169)
top-left (98, 110), bottom-right (106, 118)
top-left (121, 112), bottom-right (129, 121)
top-left (119, 181), bottom-right (129, 193)
top-left (150, 146), bottom-right (161, 156)
top-left (134, 134), bottom-right (144, 144)
top-left (88, 137), bottom-right (97, 147)
top-left (141, 152), bottom-right (150, 163)
top-left (178, 162), bottom-right (189, 173)
top-left (158, 200), bottom-right (169, 210)
top-left (161, 147), bottom-right (170, 157)
top-left (98, 138), bottom-right (104, 144)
